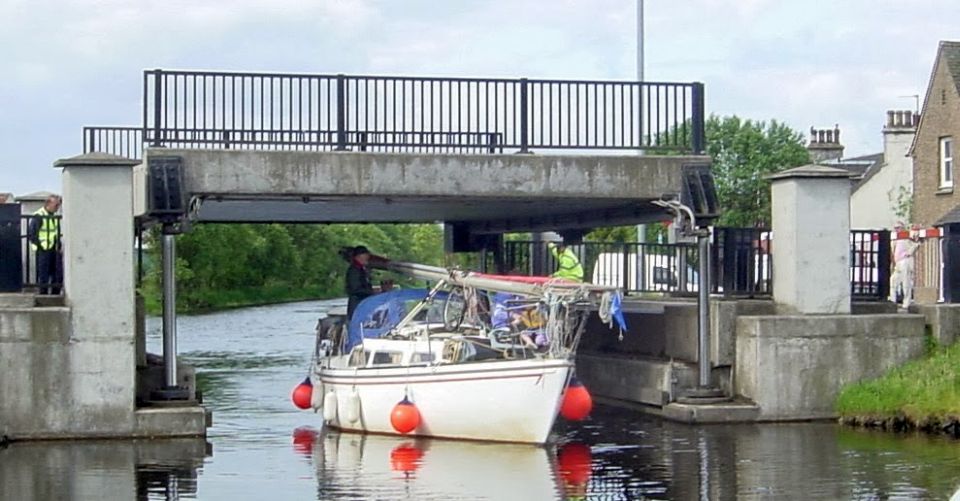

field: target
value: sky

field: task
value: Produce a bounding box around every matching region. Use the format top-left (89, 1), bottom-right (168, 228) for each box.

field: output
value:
top-left (1, 0), bottom-right (957, 195)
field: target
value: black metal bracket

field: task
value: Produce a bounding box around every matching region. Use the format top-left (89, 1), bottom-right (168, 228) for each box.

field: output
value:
top-left (147, 155), bottom-right (188, 227)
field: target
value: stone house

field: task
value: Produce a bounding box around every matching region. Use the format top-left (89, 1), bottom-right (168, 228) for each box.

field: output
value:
top-left (910, 41), bottom-right (960, 303)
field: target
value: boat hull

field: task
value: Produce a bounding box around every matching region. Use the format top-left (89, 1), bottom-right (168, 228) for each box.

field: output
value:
top-left (315, 359), bottom-right (572, 444)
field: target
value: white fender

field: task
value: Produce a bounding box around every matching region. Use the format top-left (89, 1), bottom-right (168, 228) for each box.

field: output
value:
top-left (310, 380), bottom-right (324, 412)
top-left (345, 389), bottom-right (361, 424)
top-left (322, 390), bottom-right (338, 422)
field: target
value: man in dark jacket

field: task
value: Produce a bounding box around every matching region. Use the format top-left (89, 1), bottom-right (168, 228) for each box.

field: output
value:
top-left (345, 246), bottom-right (390, 320)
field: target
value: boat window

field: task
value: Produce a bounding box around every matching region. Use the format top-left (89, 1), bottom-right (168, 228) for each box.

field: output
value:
top-left (348, 348), bottom-right (368, 367)
top-left (410, 352), bottom-right (435, 364)
top-left (371, 351), bottom-right (404, 365)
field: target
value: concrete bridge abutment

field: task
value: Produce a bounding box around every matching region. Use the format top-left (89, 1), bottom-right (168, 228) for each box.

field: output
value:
top-left (581, 165), bottom-right (929, 423)
top-left (0, 153), bottom-right (206, 441)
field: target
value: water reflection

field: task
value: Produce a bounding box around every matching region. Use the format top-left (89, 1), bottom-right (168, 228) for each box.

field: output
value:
top-left (0, 438), bottom-right (208, 501)
top-left (297, 429), bottom-right (562, 500)
top-left (559, 407), bottom-right (960, 500)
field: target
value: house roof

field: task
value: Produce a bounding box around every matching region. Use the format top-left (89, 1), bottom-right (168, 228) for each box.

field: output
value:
top-left (767, 164), bottom-right (855, 180)
top-left (910, 41), bottom-right (960, 157)
top-left (15, 190), bottom-right (58, 202)
top-left (945, 41), bottom-right (960, 96)
top-left (936, 203), bottom-right (960, 226)
top-left (817, 152), bottom-right (884, 191)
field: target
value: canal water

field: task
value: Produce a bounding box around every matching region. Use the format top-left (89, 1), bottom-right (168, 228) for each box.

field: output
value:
top-left (4, 299), bottom-right (960, 500)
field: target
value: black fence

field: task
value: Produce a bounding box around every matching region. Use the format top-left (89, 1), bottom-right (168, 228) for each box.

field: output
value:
top-left (502, 228), bottom-right (891, 300)
top-left (851, 229), bottom-right (890, 300)
top-left (83, 126), bottom-right (144, 160)
top-left (712, 227), bottom-right (772, 298)
top-left (83, 126), bottom-right (504, 159)
top-left (141, 69), bottom-right (705, 154)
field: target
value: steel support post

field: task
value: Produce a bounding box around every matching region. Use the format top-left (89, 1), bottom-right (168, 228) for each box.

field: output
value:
top-left (697, 232), bottom-right (711, 388)
top-left (161, 231), bottom-right (178, 388)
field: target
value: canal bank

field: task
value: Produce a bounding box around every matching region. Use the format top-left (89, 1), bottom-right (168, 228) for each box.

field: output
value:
top-left (837, 321), bottom-right (960, 437)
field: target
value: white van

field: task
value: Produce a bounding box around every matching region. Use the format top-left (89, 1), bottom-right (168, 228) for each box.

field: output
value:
top-left (591, 250), bottom-right (699, 292)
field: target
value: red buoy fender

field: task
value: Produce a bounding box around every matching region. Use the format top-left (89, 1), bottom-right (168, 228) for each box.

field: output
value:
top-left (390, 396), bottom-right (421, 434)
top-left (292, 426), bottom-right (319, 455)
top-left (557, 442), bottom-right (593, 485)
top-left (292, 377), bottom-right (313, 410)
top-left (560, 377), bottom-right (593, 421)
top-left (389, 443), bottom-right (424, 473)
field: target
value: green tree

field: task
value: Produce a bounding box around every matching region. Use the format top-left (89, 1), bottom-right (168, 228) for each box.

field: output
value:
top-left (140, 222), bottom-right (446, 313)
top-left (705, 115), bottom-right (810, 227)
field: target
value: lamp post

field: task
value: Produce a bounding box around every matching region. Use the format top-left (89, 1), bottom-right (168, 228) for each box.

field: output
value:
top-left (636, 0), bottom-right (647, 246)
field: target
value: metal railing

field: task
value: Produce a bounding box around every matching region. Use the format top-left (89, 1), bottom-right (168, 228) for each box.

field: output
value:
top-left (850, 229), bottom-right (890, 300)
top-left (503, 240), bottom-right (701, 295)
top-left (711, 227), bottom-right (772, 298)
top-left (502, 228), bottom-right (891, 300)
top-left (142, 69), bottom-right (705, 154)
top-left (83, 126), bottom-right (504, 159)
top-left (83, 126), bottom-right (144, 159)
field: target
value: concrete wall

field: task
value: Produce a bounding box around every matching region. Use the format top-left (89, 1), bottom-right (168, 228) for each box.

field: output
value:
top-left (166, 149), bottom-right (699, 201)
top-left (710, 299), bottom-right (775, 367)
top-left (916, 303), bottom-right (960, 346)
top-left (0, 303), bottom-right (207, 440)
top-left (735, 314), bottom-right (925, 420)
top-left (0, 438), bottom-right (206, 500)
top-left (580, 304), bottom-right (700, 362)
top-left (577, 353), bottom-right (691, 406)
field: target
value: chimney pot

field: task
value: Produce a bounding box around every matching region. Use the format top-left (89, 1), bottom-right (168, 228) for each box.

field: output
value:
top-left (887, 110), bottom-right (895, 127)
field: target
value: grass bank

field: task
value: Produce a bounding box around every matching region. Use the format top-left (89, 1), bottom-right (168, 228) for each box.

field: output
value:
top-left (836, 338), bottom-right (960, 436)
top-left (143, 284), bottom-right (338, 315)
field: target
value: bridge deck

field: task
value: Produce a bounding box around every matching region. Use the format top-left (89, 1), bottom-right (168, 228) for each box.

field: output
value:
top-left (144, 148), bottom-right (710, 232)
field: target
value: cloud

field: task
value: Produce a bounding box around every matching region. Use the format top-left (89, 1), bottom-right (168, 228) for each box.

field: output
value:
top-left (1, 0), bottom-right (957, 194)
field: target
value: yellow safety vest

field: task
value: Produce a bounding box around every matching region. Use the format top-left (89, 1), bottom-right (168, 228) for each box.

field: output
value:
top-left (32, 208), bottom-right (60, 251)
top-left (550, 245), bottom-right (584, 282)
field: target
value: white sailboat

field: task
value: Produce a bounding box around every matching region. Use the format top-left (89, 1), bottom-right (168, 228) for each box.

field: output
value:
top-left (309, 262), bottom-right (625, 444)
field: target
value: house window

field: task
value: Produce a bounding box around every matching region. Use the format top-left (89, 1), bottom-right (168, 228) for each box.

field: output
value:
top-left (941, 137), bottom-right (954, 189)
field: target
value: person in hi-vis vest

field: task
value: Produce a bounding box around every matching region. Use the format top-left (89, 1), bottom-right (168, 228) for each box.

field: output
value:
top-left (28, 195), bottom-right (62, 295)
top-left (548, 241), bottom-right (584, 282)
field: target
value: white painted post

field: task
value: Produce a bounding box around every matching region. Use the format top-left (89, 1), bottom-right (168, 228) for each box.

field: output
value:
top-left (56, 153), bottom-right (139, 427)
top-left (770, 165), bottom-right (853, 314)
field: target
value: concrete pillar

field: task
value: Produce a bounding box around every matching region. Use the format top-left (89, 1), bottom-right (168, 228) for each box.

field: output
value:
top-left (55, 152), bottom-right (139, 432)
top-left (769, 165), bottom-right (853, 314)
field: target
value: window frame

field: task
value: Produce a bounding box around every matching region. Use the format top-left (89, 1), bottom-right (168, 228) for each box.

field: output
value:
top-left (940, 136), bottom-right (954, 189)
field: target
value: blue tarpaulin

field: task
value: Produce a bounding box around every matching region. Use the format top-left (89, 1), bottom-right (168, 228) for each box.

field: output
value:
top-left (346, 288), bottom-right (440, 351)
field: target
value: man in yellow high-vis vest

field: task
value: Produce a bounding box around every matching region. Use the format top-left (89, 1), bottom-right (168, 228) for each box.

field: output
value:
top-left (548, 241), bottom-right (584, 282)
top-left (28, 195), bottom-right (62, 295)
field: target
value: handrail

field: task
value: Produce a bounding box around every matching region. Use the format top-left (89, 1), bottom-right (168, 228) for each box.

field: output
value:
top-left (142, 69), bottom-right (706, 154)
